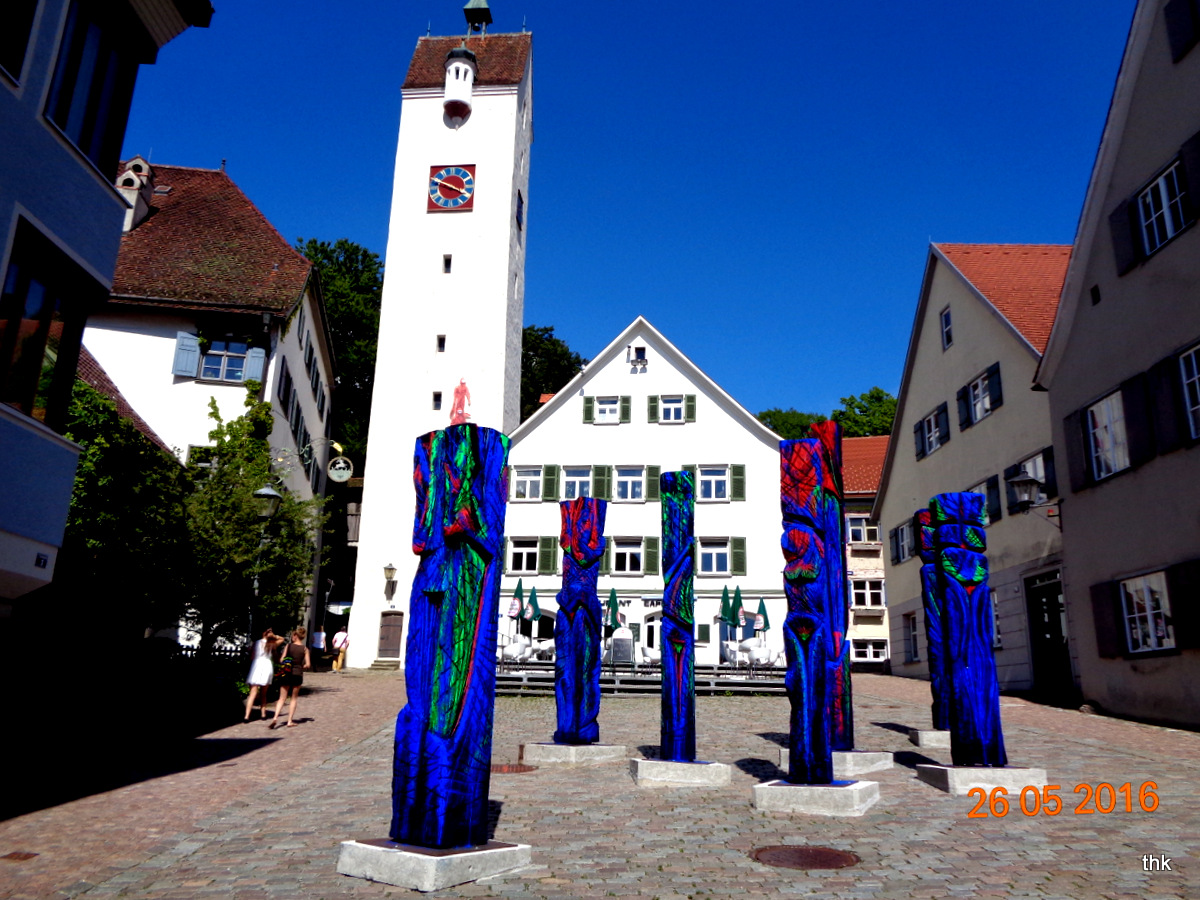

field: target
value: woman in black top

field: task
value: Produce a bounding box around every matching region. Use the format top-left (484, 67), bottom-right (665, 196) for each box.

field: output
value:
top-left (269, 627), bottom-right (311, 729)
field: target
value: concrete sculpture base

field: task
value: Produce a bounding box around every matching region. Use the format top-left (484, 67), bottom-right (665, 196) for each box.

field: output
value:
top-left (778, 749), bottom-right (894, 777)
top-left (753, 780), bottom-right (880, 816)
top-left (909, 729), bottom-right (951, 749)
top-left (521, 743), bottom-right (627, 765)
top-left (916, 764), bottom-right (1049, 796)
top-left (630, 758), bottom-right (731, 787)
top-left (337, 839), bottom-right (531, 892)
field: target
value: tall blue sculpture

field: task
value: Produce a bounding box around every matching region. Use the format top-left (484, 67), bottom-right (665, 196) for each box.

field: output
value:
top-left (553, 496), bottom-right (606, 745)
top-left (659, 470), bottom-right (696, 762)
top-left (929, 492), bottom-right (1007, 767)
top-left (915, 508), bottom-right (951, 731)
top-left (391, 424), bottom-right (509, 849)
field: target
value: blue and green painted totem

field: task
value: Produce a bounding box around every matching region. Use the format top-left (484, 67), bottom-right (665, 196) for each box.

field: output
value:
top-left (659, 470), bottom-right (696, 762)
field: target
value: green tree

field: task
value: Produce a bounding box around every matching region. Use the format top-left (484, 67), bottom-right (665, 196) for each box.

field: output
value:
top-left (831, 386), bottom-right (898, 437)
top-left (184, 386), bottom-right (327, 653)
top-left (521, 325), bottom-right (586, 422)
top-left (756, 407), bottom-right (827, 440)
top-left (296, 237), bottom-right (383, 469)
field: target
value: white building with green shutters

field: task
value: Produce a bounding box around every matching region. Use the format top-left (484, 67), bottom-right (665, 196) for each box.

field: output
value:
top-left (502, 317), bottom-right (788, 666)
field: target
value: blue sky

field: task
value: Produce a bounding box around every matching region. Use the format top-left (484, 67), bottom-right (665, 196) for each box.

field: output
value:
top-left (122, 1), bottom-right (1136, 418)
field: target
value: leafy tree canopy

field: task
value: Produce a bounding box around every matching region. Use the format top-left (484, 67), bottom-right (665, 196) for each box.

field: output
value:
top-left (756, 407), bottom-right (827, 440)
top-left (831, 386), bottom-right (898, 437)
top-left (521, 325), bottom-right (586, 422)
top-left (296, 237), bottom-right (383, 469)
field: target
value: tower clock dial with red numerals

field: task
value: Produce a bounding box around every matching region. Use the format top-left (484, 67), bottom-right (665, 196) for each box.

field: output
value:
top-left (427, 165), bottom-right (476, 211)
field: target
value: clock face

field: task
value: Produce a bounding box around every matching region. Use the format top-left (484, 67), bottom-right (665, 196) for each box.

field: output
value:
top-left (428, 165), bottom-right (476, 211)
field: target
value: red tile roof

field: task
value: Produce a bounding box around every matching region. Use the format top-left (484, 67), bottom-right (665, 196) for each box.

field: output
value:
top-left (539, 393), bottom-right (555, 404)
top-left (934, 244), bottom-right (1070, 354)
top-left (76, 346), bottom-right (173, 455)
top-left (111, 164), bottom-right (311, 314)
top-left (402, 33), bottom-right (532, 89)
top-left (843, 435), bottom-right (889, 497)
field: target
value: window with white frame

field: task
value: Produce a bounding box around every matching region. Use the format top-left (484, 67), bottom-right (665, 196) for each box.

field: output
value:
top-left (613, 539), bottom-right (643, 575)
top-left (697, 466), bottom-right (728, 502)
top-left (200, 339), bottom-right (248, 382)
top-left (660, 395), bottom-right (685, 422)
top-left (1087, 392), bottom-right (1130, 480)
top-left (1138, 163), bottom-right (1188, 256)
top-left (847, 516), bottom-right (879, 543)
top-left (1181, 343), bottom-right (1200, 440)
top-left (852, 640), bottom-right (888, 661)
top-left (698, 539), bottom-right (730, 575)
top-left (615, 466), bottom-right (644, 502)
top-left (923, 411), bottom-right (942, 453)
top-left (1017, 452), bottom-right (1048, 505)
top-left (969, 371), bottom-right (992, 422)
top-left (595, 396), bottom-right (620, 424)
top-left (1120, 571), bottom-right (1174, 653)
top-left (940, 306), bottom-right (953, 349)
top-left (509, 538), bottom-right (538, 575)
top-left (894, 521), bottom-right (914, 562)
top-left (905, 613), bottom-right (919, 662)
top-left (966, 481), bottom-right (992, 526)
top-left (512, 467), bottom-right (542, 501)
top-left (851, 579), bottom-right (884, 607)
top-left (563, 466), bottom-right (591, 500)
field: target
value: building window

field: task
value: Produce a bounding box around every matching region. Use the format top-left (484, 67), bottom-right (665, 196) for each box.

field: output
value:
top-left (914, 403), bottom-right (949, 458)
top-left (595, 396), bottom-right (620, 424)
top-left (2, 0), bottom-right (38, 81)
top-left (200, 339), bottom-right (248, 382)
top-left (516, 190), bottom-right (524, 231)
top-left (890, 521), bottom-right (915, 563)
top-left (991, 589), bottom-right (1003, 649)
top-left (851, 580), bottom-right (885, 607)
top-left (45, 0), bottom-right (145, 177)
top-left (698, 539), bottom-right (730, 575)
top-left (512, 466), bottom-right (541, 501)
top-left (1018, 452), bottom-right (1049, 504)
top-left (1120, 571), bottom-right (1175, 653)
top-left (509, 538), bottom-right (538, 575)
top-left (1181, 343), bottom-right (1200, 440)
top-left (442, 255), bottom-right (452, 274)
top-left (633, 346), bottom-right (647, 363)
top-left (924, 411), bottom-right (941, 451)
top-left (970, 372), bottom-right (992, 421)
top-left (613, 539), bottom-right (643, 575)
top-left (697, 466), bottom-right (728, 502)
top-left (852, 640), bottom-right (888, 661)
top-left (563, 466), bottom-right (591, 500)
top-left (432, 391), bottom-right (442, 410)
top-left (940, 306), bottom-right (952, 349)
top-left (614, 466), bottom-right (643, 502)
top-left (660, 395), bottom-right (685, 423)
top-left (905, 613), bottom-right (919, 662)
top-left (847, 516), bottom-right (878, 543)
top-left (437, 334), bottom-right (446, 352)
top-left (1087, 392), bottom-right (1130, 480)
top-left (1138, 163), bottom-right (1188, 256)
top-left (966, 481), bottom-right (993, 526)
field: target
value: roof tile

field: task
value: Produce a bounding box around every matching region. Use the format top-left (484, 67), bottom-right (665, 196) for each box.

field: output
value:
top-left (402, 33), bottom-right (531, 89)
top-left (843, 435), bottom-right (889, 496)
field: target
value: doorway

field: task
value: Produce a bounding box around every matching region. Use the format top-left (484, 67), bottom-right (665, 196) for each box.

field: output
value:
top-left (378, 611), bottom-right (404, 658)
top-left (1023, 570), bottom-right (1076, 704)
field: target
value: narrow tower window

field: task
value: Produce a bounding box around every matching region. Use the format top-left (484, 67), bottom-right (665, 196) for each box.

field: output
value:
top-left (443, 254), bottom-right (452, 273)
top-left (436, 335), bottom-right (446, 352)
top-left (432, 391), bottom-right (442, 410)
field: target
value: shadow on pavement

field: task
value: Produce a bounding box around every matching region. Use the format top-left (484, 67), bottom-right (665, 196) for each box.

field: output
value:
top-left (735, 756), bottom-right (783, 781)
top-left (891, 750), bottom-right (940, 770)
top-left (756, 731), bottom-right (789, 746)
top-left (636, 745), bottom-right (660, 759)
top-left (871, 721), bottom-right (918, 735)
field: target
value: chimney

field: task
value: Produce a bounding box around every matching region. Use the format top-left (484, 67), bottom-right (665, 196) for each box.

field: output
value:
top-left (115, 156), bottom-right (156, 231)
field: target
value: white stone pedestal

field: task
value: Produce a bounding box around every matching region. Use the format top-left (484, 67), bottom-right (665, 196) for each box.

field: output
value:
top-left (337, 839), bottom-right (531, 892)
top-left (753, 780), bottom-right (880, 816)
top-left (777, 748), bottom-right (894, 777)
top-left (909, 729), bottom-right (951, 748)
top-left (629, 758), bottom-right (732, 787)
top-left (916, 764), bottom-right (1049, 795)
top-left (520, 743), bottom-right (627, 765)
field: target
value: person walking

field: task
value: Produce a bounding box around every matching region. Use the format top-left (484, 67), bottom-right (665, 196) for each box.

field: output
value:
top-left (331, 627), bottom-right (349, 672)
top-left (269, 627), bottom-right (311, 729)
top-left (243, 628), bottom-right (283, 722)
top-left (311, 626), bottom-right (326, 669)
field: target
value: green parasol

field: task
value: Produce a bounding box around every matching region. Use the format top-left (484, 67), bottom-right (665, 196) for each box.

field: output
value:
top-left (508, 578), bottom-right (524, 618)
top-left (607, 588), bottom-right (621, 630)
top-left (523, 586), bottom-right (541, 639)
top-left (755, 597), bottom-right (770, 632)
top-left (719, 585), bottom-right (733, 627)
top-left (731, 586), bottom-right (746, 630)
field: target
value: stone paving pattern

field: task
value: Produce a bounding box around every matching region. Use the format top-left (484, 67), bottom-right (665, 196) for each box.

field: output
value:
top-left (1, 672), bottom-right (1197, 899)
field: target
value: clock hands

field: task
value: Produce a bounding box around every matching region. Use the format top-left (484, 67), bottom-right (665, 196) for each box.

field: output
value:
top-left (432, 175), bottom-right (470, 195)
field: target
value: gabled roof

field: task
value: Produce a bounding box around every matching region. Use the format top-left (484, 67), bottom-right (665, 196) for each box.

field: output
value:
top-left (843, 435), bottom-right (889, 497)
top-left (402, 33), bottom-right (532, 89)
top-left (111, 164), bottom-right (312, 315)
top-left (76, 347), bottom-right (173, 455)
top-left (509, 316), bottom-right (783, 450)
top-left (934, 244), bottom-right (1070, 354)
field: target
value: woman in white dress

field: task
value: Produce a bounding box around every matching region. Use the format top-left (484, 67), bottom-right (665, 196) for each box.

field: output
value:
top-left (243, 628), bottom-right (283, 722)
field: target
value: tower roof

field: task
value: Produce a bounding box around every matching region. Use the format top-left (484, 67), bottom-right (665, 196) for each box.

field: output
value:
top-left (403, 33), bottom-right (531, 89)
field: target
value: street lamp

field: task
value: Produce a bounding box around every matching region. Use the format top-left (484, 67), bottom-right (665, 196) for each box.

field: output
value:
top-left (384, 563), bottom-right (397, 601)
top-left (250, 483), bottom-right (283, 637)
top-left (1004, 471), bottom-right (1062, 530)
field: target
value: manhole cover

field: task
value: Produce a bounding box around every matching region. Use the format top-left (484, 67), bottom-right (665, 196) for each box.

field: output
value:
top-left (752, 845), bottom-right (859, 870)
top-left (490, 763), bottom-right (537, 774)
top-left (3, 852), bottom-right (39, 862)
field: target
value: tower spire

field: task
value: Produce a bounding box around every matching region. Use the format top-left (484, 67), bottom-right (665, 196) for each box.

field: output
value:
top-left (463, 0), bottom-right (492, 35)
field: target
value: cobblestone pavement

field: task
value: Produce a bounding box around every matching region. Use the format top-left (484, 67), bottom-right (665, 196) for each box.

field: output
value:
top-left (2, 672), bottom-right (1197, 899)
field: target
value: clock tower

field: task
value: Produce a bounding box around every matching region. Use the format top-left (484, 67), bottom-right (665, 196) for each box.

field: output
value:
top-left (346, 3), bottom-right (532, 667)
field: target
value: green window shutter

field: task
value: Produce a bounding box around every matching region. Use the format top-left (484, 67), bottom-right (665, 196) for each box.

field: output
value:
top-left (731, 537), bottom-right (747, 575)
top-left (683, 465), bottom-right (697, 483)
top-left (582, 396), bottom-right (595, 423)
top-left (646, 465), bottom-right (661, 500)
top-left (503, 538), bottom-right (510, 573)
top-left (538, 536), bottom-right (558, 574)
top-left (600, 537), bottom-right (612, 574)
top-left (647, 395), bottom-right (659, 423)
top-left (593, 464), bottom-right (612, 500)
top-left (685, 394), bottom-right (697, 422)
top-left (619, 396), bottom-right (631, 423)
top-left (644, 536), bottom-right (659, 576)
top-left (697, 623), bottom-right (710, 643)
top-left (730, 464), bottom-right (746, 501)
top-left (542, 464), bottom-right (560, 501)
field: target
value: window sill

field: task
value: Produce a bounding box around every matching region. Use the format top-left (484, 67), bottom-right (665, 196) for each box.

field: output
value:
top-left (510, 497), bottom-right (542, 503)
top-left (696, 572), bottom-right (732, 578)
top-left (609, 571), bottom-right (644, 578)
top-left (197, 378), bottom-right (247, 386)
top-left (697, 498), bottom-right (731, 504)
top-left (612, 498), bottom-right (646, 504)
top-left (1122, 647), bottom-right (1181, 661)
